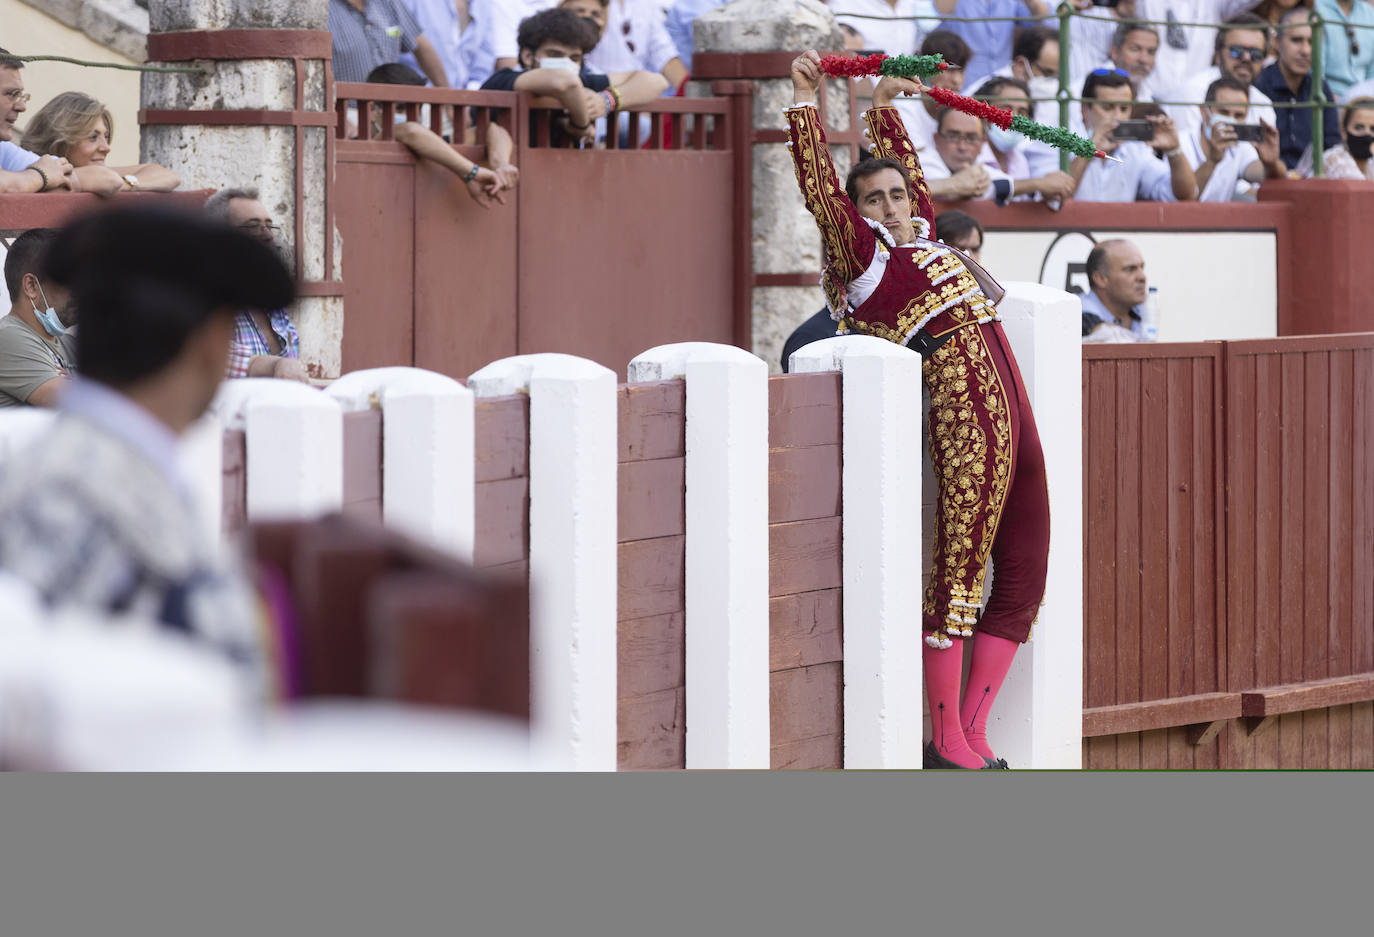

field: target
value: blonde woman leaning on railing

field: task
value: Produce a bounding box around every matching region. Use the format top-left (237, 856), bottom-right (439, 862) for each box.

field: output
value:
top-left (1298, 94), bottom-right (1374, 176)
top-left (20, 91), bottom-right (180, 196)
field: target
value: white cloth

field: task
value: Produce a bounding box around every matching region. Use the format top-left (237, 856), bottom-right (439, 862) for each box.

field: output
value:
top-left (1, 140), bottom-right (38, 172)
top-left (920, 145), bottom-right (1013, 199)
top-left (831, 0), bottom-right (940, 56)
top-left (1297, 143), bottom-right (1374, 180)
top-left (488, 0), bottom-right (554, 62)
top-left (1074, 139), bottom-right (1177, 201)
top-left (1342, 76), bottom-right (1374, 104)
top-left (1067, 9), bottom-right (1119, 88)
top-left (586, 0), bottom-right (680, 74)
top-left (890, 96), bottom-right (939, 154)
top-left (1180, 125), bottom-right (1258, 201)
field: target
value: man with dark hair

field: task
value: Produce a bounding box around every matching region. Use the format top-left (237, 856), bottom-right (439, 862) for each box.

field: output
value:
top-left (479, 7), bottom-right (667, 146)
top-left (1, 229), bottom-right (77, 407)
top-left (1070, 69), bottom-right (1197, 201)
top-left (974, 76), bottom-right (1078, 202)
top-left (891, 30), bottom-right (973, 155)
top-left (0, 204), bottom-right (293, 666)
top-left (787, 51), bottom-right (1051, 770)
top-left (1135, 0), bottom-right (1266, 87)
top-left (0, 48), bottom-right (74, 193)
top-left (1080, 237), bottom-right (1150, 341)
top-left (1255, 6), bottom-right (1343, 169)
top-left (1180, 76), bottom-right (1286, 200)
top-left (933, 208), bottom-right (984, 261)
top-left (1166, 14), bottom-right (1277, 144)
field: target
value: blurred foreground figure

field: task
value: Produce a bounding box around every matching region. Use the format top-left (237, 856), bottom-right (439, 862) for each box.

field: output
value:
top-left (0, 205), bottom-right (293, 671)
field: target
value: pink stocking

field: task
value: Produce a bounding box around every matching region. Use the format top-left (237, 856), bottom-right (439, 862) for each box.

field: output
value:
top-left (924, 640), bottom-right (984, 769)
top-left (960, 633), bottom-right (1020, 761)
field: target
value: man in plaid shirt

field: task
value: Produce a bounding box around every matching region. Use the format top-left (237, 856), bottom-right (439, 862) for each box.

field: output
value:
top-left (205, 187), bottom-right (310, 382)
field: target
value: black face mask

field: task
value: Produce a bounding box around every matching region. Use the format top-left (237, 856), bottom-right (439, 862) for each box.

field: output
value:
top-left (1348, 133), bottom-right (1374, 161)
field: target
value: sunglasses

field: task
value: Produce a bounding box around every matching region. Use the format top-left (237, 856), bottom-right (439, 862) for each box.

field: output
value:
top-left (1347, 26), bottom-right (1361, 60)
top-left (1091, 68), bottom-right (1131, 78)
top-left (1226, 45), bottom-right (1266, 64)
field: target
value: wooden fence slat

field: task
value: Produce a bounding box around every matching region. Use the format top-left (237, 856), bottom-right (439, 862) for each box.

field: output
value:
top-left (1302, 352), bottom-right (1330, 780)
top-left (1166, 359), bottom-right (1195, 701)
top-left (768, 372), bottom-right (841, 450)
top-left (769, 662), bottom-right (843, 770)
top-left (617, 457), bottom-right (685, 542)
top-left (1279, 354), bottom-right (1306, 686)
top-left (1253, 354), bottom-right (1282, 690)
top-left (1084, 359), bottom-right (1118, 710)
top-left (618, 535), bottom-right (686, 621)
top-left (768, 445), bottom-right (841, 525)
top-left (1228, 352), bottom-right (1257, 697)
top-left (617, 610), bottom-right (685, 699)
top-left (618, 381), bottom-right (685, 462)
top-left (768, 517), bottom-right (842, 597)
top-left (1327, 350), bottom-right (1354, 678)
top-left (769, 588), bottom-right (843, 671)
top-left (473, 476), bottom-right (528, 568)
top-left (341, 409), bottom-right (382, 521)
top-left (1114, 359), bottom-right (1142, 715)
top-left (474, 394), bottom-right (529, 482)
top-left (1354, 350), bottom-right (1374, 675)
top-left (618, 686), bottom-right (685, 770)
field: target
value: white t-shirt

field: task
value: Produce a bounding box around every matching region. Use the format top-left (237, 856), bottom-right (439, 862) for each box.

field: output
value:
top-left (919, 145), bottom-right (1013, 200)
top-left (586, 0), bottom-right (679, 74)
top-left (832, 0), bottom-right (941, 56)
top-left (1, 141), bottom-right (38, 172)
top-left (1074, 140), bottom-right (1176, 202)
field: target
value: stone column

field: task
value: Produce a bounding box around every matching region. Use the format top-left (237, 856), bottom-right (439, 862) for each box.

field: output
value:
top-left (693, 0), bottom-right (847, 373)
top-left (141, 0), bottom-right (343, 378)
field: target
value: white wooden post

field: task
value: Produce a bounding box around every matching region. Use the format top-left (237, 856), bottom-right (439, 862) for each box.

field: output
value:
top-left (988, 282), bottom-right (1084, 769)
top-left (212, 379), bottom-right (343, 521)
top-left (325, 367), bottom-right (475, 561)
top-left (468, 354), bottom-right (618, 772)
top-left (177, 410), bottom-right (225, 547)
top-left (628, 342), bottom-right (771, 769)
top-left (790, 335), bottom-right (924, 769)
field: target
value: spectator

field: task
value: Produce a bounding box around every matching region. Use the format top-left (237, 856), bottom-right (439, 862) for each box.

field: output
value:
top-left (1106, 20), bottom-right (1162, 99)
top-left (585, 0), bottom-right (687, 91)
top-left (1255, 0), bottom-right (1311, 51)
top-left (1135, 0), bottom-right (1268, 90)
top-left (924, 107), bottom-right (1012, 202)
top-left (19, 92), bottom-right (180, 196)
top-left (1255, 5), bottom-right (1342, 168)
top-left (1080, 238), bottom-right (1151, 341)
top-left (666, 0), bottom-right (721, 71)
top-left (1066, 0), bottom-right (1139, 84)
top-left (974, 77), bottom-right (1078, 202)
top-left (832, 0), bottom-right (939, 58)
top-left (480, 7), bottom-right (668, 148)
top-left (204, 188), bottom-right (310, 383)
top-left (1167, 14), bottom-right (1278, 145)
top-left (396, 0), bottom-right (485, 88)
top-left (892, 30), bottom-right (973, 153)
top-left (1070, 69), bottom-right (1198, 201)
top-left (935, 0), bottom-right (1054, 88)
top-left (1181, 76), bottom-right (1287, 199)
top-left (0, 48), bottom-right (74, 194)
top-left (934, 208), bottom-right (984, 260)
top-left (1298, 95), bottom-right (1374, 178)
top-left (364, 63), bottom-right (513, 204)
top-left (329, 0), bottom-right (451, 87)
top-left (1006, 26), bottom-right (1060, 120)
top-left (1316, 0), bottom-right (1374, 99)
top-left (1, 229), bottom-right (77, 407)
top-left (0, 204), bottom-right (292, 668)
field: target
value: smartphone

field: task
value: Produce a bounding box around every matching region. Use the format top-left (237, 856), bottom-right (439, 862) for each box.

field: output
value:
top-left (1092, 0), bottom-right (1121, 6)
top-left (1111, 119), bottom-right (1155, 141)
top-left (1231, 123), bottom-right (1264, 142)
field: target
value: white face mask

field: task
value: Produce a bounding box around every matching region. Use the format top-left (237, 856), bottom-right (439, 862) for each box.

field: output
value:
top-left (30, 278), bottom-right (67, 337)
top-left (1026, 75), bottom-right (1059, 104)
top-left (538, 56), bottom-right (579, 72)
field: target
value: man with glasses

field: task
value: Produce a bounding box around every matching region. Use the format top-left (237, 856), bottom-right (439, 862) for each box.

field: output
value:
top-left (1255, 5), bottom-right (1343, 169)
top-left (1165, 14), bottom-right (1277, 144)
top-left (923, 107), bottom-right (1013, 202)
top-left (0, 48), bottom-right (74, 193)
top-left (1316, 0), bottom-right (1374, 99)
top-left (1069, 69), bottom-right (1198, 201)
top-left (1136, 0), bottom-right (1268, 91)
top-left (203, 187), bottom-right (310, 383)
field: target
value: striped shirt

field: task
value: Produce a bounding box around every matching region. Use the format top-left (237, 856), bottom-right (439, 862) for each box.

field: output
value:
top-left (328, 0), bottom-right (425, 83)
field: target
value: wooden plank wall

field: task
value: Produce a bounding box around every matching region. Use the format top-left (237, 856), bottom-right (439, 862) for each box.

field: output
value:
top-left (1221, 336), bottom-right (1374, 768)
top-left (767, 373), bottom-right (844, 769)
top-left (615, 381), bottom-right (688, 769)
top-left (1081, 344), bottom-right (1226, 769)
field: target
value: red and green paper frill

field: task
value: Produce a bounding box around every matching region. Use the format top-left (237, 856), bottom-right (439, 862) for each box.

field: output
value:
top-left (818, 54), bottom-right (1106, 161)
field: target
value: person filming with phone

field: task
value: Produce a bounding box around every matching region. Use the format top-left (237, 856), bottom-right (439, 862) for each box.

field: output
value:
top-left (1069, 68), bottom-right (1198, 201)
top-left (1181, 76), bottom-right (1289, 200)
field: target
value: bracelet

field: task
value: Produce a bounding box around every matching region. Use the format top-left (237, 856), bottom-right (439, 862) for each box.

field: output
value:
top-left (27, 165), bottom-right (48, 191)
top-left (1164, 147), bottom-right (1184, 159)
top-left (463, 164), bottom-right (480, 182)
top-left (608, 87), bottom-right (622, 110)
top-left (602, 89), bottom-right (618, 112)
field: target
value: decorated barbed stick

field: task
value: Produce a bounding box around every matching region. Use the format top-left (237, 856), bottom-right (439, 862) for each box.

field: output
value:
top-left (818, 53), bottom-right (1121, 162)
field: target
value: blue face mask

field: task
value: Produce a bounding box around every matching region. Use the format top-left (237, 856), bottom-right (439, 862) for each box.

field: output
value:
top-left (987, 124), bottom-right (1026, 153)
top-left (31, 279), bottom-right (67, 337)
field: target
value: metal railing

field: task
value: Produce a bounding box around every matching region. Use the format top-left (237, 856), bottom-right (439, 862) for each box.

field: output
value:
top-left (834, 5), bottom-right (1374, 178)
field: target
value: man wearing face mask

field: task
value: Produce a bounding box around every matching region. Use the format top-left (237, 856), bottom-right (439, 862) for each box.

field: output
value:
top-left (0, 229), bottom-right (78, 408)
top-left (1180, 76), bottom-right (1286, 200)
top-left (974, 77), bottom-right (1078, 202)
top-left (480, 8), bottom-right (667, 147)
